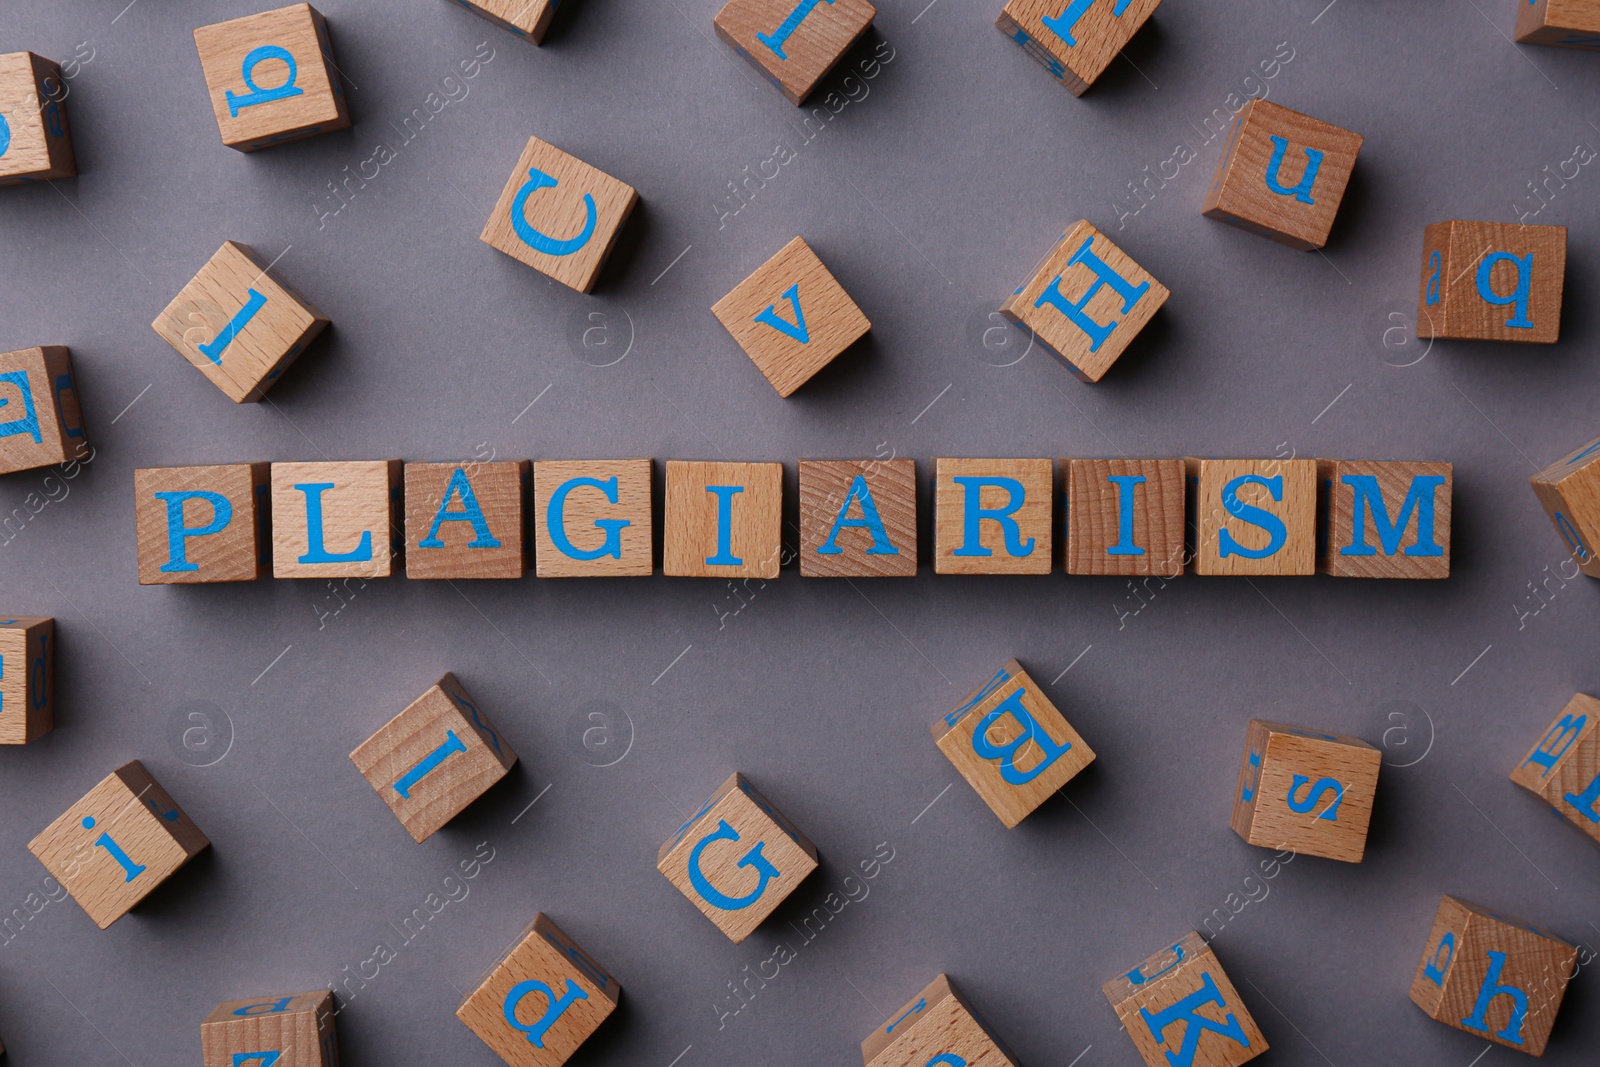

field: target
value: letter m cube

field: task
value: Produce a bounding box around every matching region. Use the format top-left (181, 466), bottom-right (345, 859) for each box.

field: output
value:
top-left (1511, 693), bottom-right (1600, 847)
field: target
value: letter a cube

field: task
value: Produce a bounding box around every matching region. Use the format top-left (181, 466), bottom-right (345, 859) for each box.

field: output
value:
top-left (0, 616), bottom-right (53, 744)
top-left (1103, 931), bottom-right (1267, 1067)
top-left (1516, 0), bottom-right (1600, 50)
top-left (1511, 693), bottom-right (1600, 847)
top-left (450, 0), bottom-right (561, 44)
top-left (457, 913), bottom-right (619, 1067)
top-left (997, 0), bottom-right (1162, 96)
top-left (349, 673), bottom-right (517, 842)
top-left (1530, 434), bottom-right (1600, 578)
top-left (714, 0), bottom-right (877, 105)
top-left (405, 461), bottom-right (530, 580)
top-left (861, 974), bottom-right (1021, 1067)
top-left (28, 760), bottom-right (211, 928)
top-left (1317, 460), bottom-right (1451, 578)
top-left (657, 772), bottom-right (818, 943)
top-left (1230, 719), bottom-right (1381, 863)
top-left (201, 990), bottom-right (340, 1067)
top-left (193, 3), bottom-right (351, 151)
top-left (135, 464), bottom-right (271, 584)
top-left (0, 52), bottom-right (77, 184)
top-left (0, 346), bottom-right (88, 475)
top-left (1419, 220), bottom-right (1566, 343)
top-left (798, 458), bottom-right (917, 577)
top-left (1186, 457), bottom-right (1316, 575)
top-left (1409, 895), bottom-right (1577, 1055)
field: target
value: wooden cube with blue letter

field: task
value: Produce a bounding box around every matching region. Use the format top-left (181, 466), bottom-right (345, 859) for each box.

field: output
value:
top-left (1065, 458), bottom-right (1184, 575)
top-left (714, 0), bottom-right (877, 105)
top-left (481, 136), bottom-right (639, 294)
top-left (799, 458), bottom-right (916, 577)
top-left (448, 0), bottom-right (560, 43)
top-left (1517, 0), bottom-right (1600, 49)
top-left (1318, 460), bottom-right (1451, 579)
top-left (202, 990), bottom-right (339, 1067)
top-left (996, 0), bottom-right (1162, 96)
top-left (712, 237), bottom-right (871, 397)
top-left (664, 460), bottom-right (783, 578)
top-left (1103, 931), bottom-right (1267, 1067)
top-left (1230, 720), bottom-right (1381, 863)
top-left (1186, 457), bottom-right (1316, 575)
top-left (1530, 435), bottom-right (1600, 578)
top-left (271, 460), bottom-right (401, 578)
top-left (405, 461), bottom-right (528, 579)
top-left (934, 458), bottom-right (1053, 574)
top-left (193, 3), bottom-right (350, 151)
top-left (1409, 896), bottom-right (1577, 1056)
top-left (135, 464), bottom-right (270, 584)
top-left (0, 616), bottom-right (53, 745)
top-left (657, 772), bottom-right (818, 943)
top-left (533, 459), bottom-right (653, 577)
top-left (349, 673), bottom-right (517, 843)
top-left (1510, 693), bottom-right (1600, 848)
top-left (1419, 220), bottom-right (1566, 343)
top-left (861, 974), bottom-right (1020, 1067)
top-left (0, 52), bottom-right (76, 184)
top-left (27, 760), bottom-right (210, 929)
top-left (0, 346), bottom-right (88, 475)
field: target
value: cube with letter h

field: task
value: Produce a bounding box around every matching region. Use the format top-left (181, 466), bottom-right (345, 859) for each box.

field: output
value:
top-left (192, 3), bottom-right (351, 151)
top-left (664, 460), bottom-right (783, 578)
top-left (201, 990), bottom-right (340, 1067)
top-left (1103, 931), bottom-right (1267, 1067)
top-left (934, 459), bottom-right (1053, 574)
top-left (714, 0), bottom-right (877, 105)
top-left (533, 459), bottom-right (653, 577)
top-left (1187, 458), bottom-right (1317, 576)
top-left (135, 464), bottom-right (271, 584)
top-left (1419, 220), bottom-right (1566, 343)
top-left (0, 346), bottom-right (88, 475)
top-left (1230, 719), bottom-right (1381, 863)
top-left (271, 460), bottom-right (401, 578)
top-left (997, 0), bottom-right (1162, 96)
top-left (1530, 433), bottom-right (1600, 579)
top-left (1318, 460), bottom-right (1451, 579)
top-left (0, 51), bottom-right (77, 184)
top-left (405, 461), bottom-right (529, 580)
top-left (1516, 0), bottom-right (1600, 50)
top-left (1510, 693), bottom-right (1600, 848)
top-left (0, 616), bottom-right (53, 745)
top-left (861, 974), bottom-right (1021, 1067)
top-left (799, 458), bottom-right (917, 577)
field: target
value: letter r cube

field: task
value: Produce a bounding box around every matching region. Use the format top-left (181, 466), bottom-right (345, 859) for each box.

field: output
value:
top-left (193, 3), bottom-right (351, 151)
top-left (861, 974), bottom-right (1021, 1067)
top-left (1510, 692), bottom-right (1600, 847)
top-left (1530, 434), bottom-right (1600, 578)
top-left (1230, 719), bottom-right (1381, 863)
top-left (201, 990), bottom-right (339, 1067)
top-left (0, 616), bottom-right (53, 745)
top-left (1103, 931), bottom-right (1267, 1067)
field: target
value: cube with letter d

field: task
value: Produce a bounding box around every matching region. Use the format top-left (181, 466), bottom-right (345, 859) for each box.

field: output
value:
top-left (135, 464), bottom-right (270, 584)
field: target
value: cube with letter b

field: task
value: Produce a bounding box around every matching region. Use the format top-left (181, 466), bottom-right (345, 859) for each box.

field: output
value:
top-left (799, 458), bottom-right (916, 577)
top-left (1318, 460), bottom-right (1451, 578)
top-left (1510, 693), bottom-right (1600, 848)
top-left (1418, 220), bottom-right (1565, 343)
top-left (1530, 434), bottom-right (1600, 578)
top-left (0, 616), bottom-right (53, 744)
top-left (1516, 0), bottom-right (1600, 50)
top-left (934, 458), bottom-right (1053, 574)
top-left (201, 990), bottom-right (339, 1067)
top-left (1103, 931), bottom-right (1267, 1067)
top-left (405, 461), bottom-right (529, 580)
top-left (0, 51), bottom-right (77, 184)
top-left (1064, 458), bottom-right (1184, 575)
top-left (664, 460), bottom-right (783, 578)
top-left (1187, 457), bottom-right (1316, 575)
top-left (533, 459), bottom-right (653, 577)
top-left (714, 0), bottom-right (877, 105)
top-left (1230, 719), bottom-right (1381, 863)
top-left (996, 0), bottom-right (1161, 96)
top-left (271, 460), bottom-right (401, 578)
top-left (135, 464), bottom-right (270, 584)
top-left (0, 346), bottom-right (88, 475)
top-left (861, 974), bottom-right (1020, 1067)
top-left (193, 3), bottom-right (351, 151)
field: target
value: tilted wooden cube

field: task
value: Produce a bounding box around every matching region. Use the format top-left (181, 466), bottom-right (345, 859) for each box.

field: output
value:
top-left (1064, 457), bottom-right (1184, 576)
top-left (0, 616), bottom-right (53, 744)
top-left (1318, 460), bottom-right (1451, 579)
top-left (28, 760), bottom-right (210, 928)
top-left (135, 463), bottom-right (270, 584)
top-left (1187, 457), bottom-right (1316, 576)
top-left (349, 673), bottom-right (517, 842)
top-left (1418, 220), bottom-right (1566, 343)
top-left (663, 460), bottom-right (783, 578)
top-left (997, 0), bottom-right (1161, 95)
top-left (1530, 434), bottom-right (1600, 578)
top-left (193, 3), bottom-right (351, 151)
top-left (0, 346), bottom-right (89, 475)
top-left (657, 772), bottom-right (818, 943)
top-left (271, 460), bottom-right (401, 579)
top-left (1103, 931), bottom-right (1267, 1067)
top-left (1230, 719), bottom-right (1381, 863)
top-left (0, 52), bottom-right (76, 184)
top-left (714, 0), bottom-right (876, 105)
top-left (934, 458), bottom-right (1053, 575)
top-left (1516, 0), bottom-right (1600, 49)
top-left (405, 461), bottom-right (529, 580)
top-left (1511, 693), bottom-right (1600, 847)
top-left (1409, 895), bottom-right (1577, 1056)
top-left (201, 990), bottom-right (340, 1067)
top-left (861, 974), bottom-right (1020, 1067)
top-left (799, 458), bottom-right (917, 577)
top-left (448, 0), bottom-right (561, 43)
top-left (532, 459), bottom-right (653, 577)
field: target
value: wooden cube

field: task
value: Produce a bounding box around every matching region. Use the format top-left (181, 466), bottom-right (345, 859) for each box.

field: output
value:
top-left (712, 237), bottom-right (871, 398)
top-left (0, 346), bottom-right (89, 475)
top-left (271, 460), bottom-right (401, 579)
top-left (1230, 719), bottom-right (1381, 863)
top-left (405, 461), bottom-right (528, 580)
top-left (934, 458), bottom-right (1052, 575)
top-left (1418, 220), bottom-right (1566, 343)
top-left (1516, 0), bottom-right (1600, 49)
top-left (1103, 931), bottom-right (1267, 1067)
top-left (0, 616), bottom-right (53, 745)
top-left (1000, 220), bottom-right (1167, 382)
top-left (861, 974), bottom-right (1020, 1067)
top-left (933, 659), bottom-right (1094, 828)
top-left (481, 136), bottom-right (638, 294)
top-left (533, 459), bottom-right (653, 578)
top-left (152, 241), bottom-right (330, 403)
top-left (1201, 100), bottom-right (1363, 251)
top-left (349, 673), bottom-right (517, 843)
top-left (1409, 895), bottom-right (1577, 1056)
top-left (448, 0), bottom-right (561, 43)
top-left (201, 990), bottom-right (339, 1067)
top-left (192, 3), bottom-right (350, 151)
top-left (456, 913), bottom-right (619, 1067)
top-left (996, 0), bottom-right (1161, 96)
top-left (1530, 434), bottom-right (1600, 578)
top-left (1186, 457), bottom-right (1315, 576)
top-left (1318, 460), bottom-right (1451, 579)
top-left (1510, 693), bottom-right (1600, 847)
top-left (27, 760), bottom-right (210, 929)
top-left (657, 772), bottom-right (818, 943)
top-left (1064, 458), bottom-right (1184, 576)
top-left (663, 460), bottom-right (782, 578)
top-left (0, 52), bottom-right (76, 184)
top-left (799, 458), bottom-right (916, 577)
top-left (714, 0), bottom-right (876, 105)
top-left (135, 464), bottom-right (270, 584)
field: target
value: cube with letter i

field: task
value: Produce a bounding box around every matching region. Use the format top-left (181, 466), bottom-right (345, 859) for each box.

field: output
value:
top-left (664, 460), bottom-right (783, 578)
top-left (1516, 0), bottom-right (1600, 50)
top-left (861, 974), bottom-right (1021, 1067)
top-left (0, 51), bottom-right (77, 184)
top-left (201, 990), bottom-right (339, 1067)
top-left (1186, 457), bottom-right (1316, 575)
top-left (192, 3), bottom-right (351, 151)
top-left (271, 460), bottom-right (401, 578)
top-left (1064, 458), bottom-right (1184, 575)
top-left (934, 459), bottom-right (1053, 574)
top-left (996, 0), bottom-right (1161, 95)
top-left (1530, 433), bottom-right (1600, 578)
top-left (799, 458), bottom-right (917, 577)
top-left (533, 459), bottom-right (653, 577)
top-left (1103, 931), bottom-right (1267, 1067)
top-left (135, 464), bottom-right (271, 584)
top-left (1418, 220), bottom-right (1566, 343)
top-left (714, 0), bottom-right (877, 105)
top-left (0, 616), bottom-right (53, 744)
top-left (0, 346), bottom-right (88, 475)
top-left (1230, 719), bottom-right (1381, 863)
top-left (1318, 460), bottom-right (1451, 578)
top-left (405, 461), bottom-right (529, 579)
top-left (448, 0), bottom-right (561, 44)
top-left (1510, 693), bottom-right (1600, 847)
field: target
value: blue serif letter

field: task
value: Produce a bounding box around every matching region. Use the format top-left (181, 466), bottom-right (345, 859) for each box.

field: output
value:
top-left (1286, 775), bottom-right (1343, 820)
top-left (393, 729), bottom-right (467, 799)
top-left (758, 0), bottom-right (835, 59)
top-left (816, 475), bottom-right (898, 557)
top-left (1460, 950), bottom-right (1528, 1046)
top-left (1263, 136), bottom-right (1324, 204)
top-left (503, 978), bottom-right (589, 1048)
top-left (1218, 474), bottom-right (1287, 559)
top-left (226, 46), bottom-right (304, 116)
top-left (198, 289), bottom-right (267, 365)
top-left (419, 468), bottom-right (502, 550)
top-left (0, 370), bottom-right (42, 444)
top-left (951, 476), bottom-right (1034, 558)
top-left (294, 482), bottom-right (374, 565)
top-left (1034, 237), bottom-right (1150, 353)
top-left (1475, 251), bottom-right (1534, 329)
top-left (511, 167), bottom-right (597, 258)
top-left (156, 490), bottom-right (234, 573)
top-left (1106, 474), bottom-right (1147, 556)
top-left (547, 476), bottom-right (629, 561)
top-left (1340, 474), bottom-right (1445, 558)
top-left (1042, 0), bottom-right (1134, 47)
top-left (687, 819), bottom-right (781, 910)
top-left (970, 688), bottom-right (1071, 786)
top-left (704, 485), bottom-right (745, 566)
top-left (1139, 972), bottom-right (1252, 1067)
top-left (754, 283), bottom-right (810, 343)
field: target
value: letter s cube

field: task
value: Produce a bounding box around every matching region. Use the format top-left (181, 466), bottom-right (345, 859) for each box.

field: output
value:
top-left (1510, 692), bottom-right (1600, 847)
top-left (1418, 220), bottom-right (1566, 343)
top-left (1229, 719), bottom-right (1381, 863)
top-left (862, 974), bottom-right (1020, 1067)
top-left (0, 616), bottom-right (53, 744)
top-left (201, 990), bottom-right (339, 1067)
top-left (0, 52), bottom-right (77, 184)
top-left (1103, 931), bottom-right (1267, 1067)
top-left (193, 3), bottom-right (351, 151)
top-left (0, 346), bottom-right (88, 475)
top-left (1530, 434), bottom-right (1600, 578)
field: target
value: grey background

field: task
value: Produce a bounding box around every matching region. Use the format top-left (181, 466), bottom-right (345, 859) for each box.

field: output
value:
top-left (1, 0), bottom-right (1598, 1064)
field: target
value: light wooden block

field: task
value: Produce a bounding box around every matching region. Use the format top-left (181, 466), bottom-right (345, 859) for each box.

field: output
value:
top-left (134, 463), bottom-right (270, 584)
top-left (997, 0), bottom-right (1161, 96)
top-left (657, 772), bottom-right (818, 944)
top-left (201, 990), bottom-right (339, 1067)
top-left (448, 0), bottom-right (560, 43)
top-left (0, 346), bottom-right (88, 475)
top-left (1318, 460), bottom-right (1450, 579)
top-left (712, 237), bottom-right (871, 397)
top-left (799, 458), bottom-right (916, 577)
top-left (405, 461), bottom-right (528, 580)
top-left (1230, 719), bottom-right (1381, 863)
top-left (1510, 693), bottom-right (1600, 848)
top-left (861, 974), bottom-right (1020, 1067)
top-left (1409, 895), bottom-right (1577, 1056)
top-left (0, 52), bottom-right (76, 184)
top-left (1530, 434), bottom-right (1600, 578)
top-left (192, 3), bottom-right (350, 151)
top-left (663, 460), bottom-right (782, 578)
top-left (456, 913), bottom-right (619, 1067)
top-left (271, 460), bottom-right (401, 579)
top-left (934, 458), bottom-right (1052, 575)
top-left (1000, 220), bottom-right (1168, 382)
top-left (714, 0), bottom-right (877, 105)
top-left (481, 136), bottom-right (638, 294)
top-left (0, 616), bottom-right (53, 745)
top-left (533, 459), bottom-right (653, 578)
top-left (349, 673), bottom-right (517, 843)
top-left (1103, 931), bottom-right (1267, 1067)
top-left (1186, 457), bottom-right (1315, 576)
top-left (152, 241), bottom-right (330, 403)
top-left (1516, 0), bottom-right (1600, 49)
top-left (1065, 458), bottom-right (1184, 576)
top-left (27, 760), bottom-right (210, 929)
top-left (1418, 220), bottom-right (1566, 343)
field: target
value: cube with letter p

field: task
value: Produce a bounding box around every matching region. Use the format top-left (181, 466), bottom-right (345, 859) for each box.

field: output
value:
top-left (135, 463), bottom-right (270, 584)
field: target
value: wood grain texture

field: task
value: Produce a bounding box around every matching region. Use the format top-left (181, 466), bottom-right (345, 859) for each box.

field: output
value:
top-left (0, 616), bottom-right (53, 745)
top-left (713, 0), bottom-right (876, 105)
top-left (1530, 434), bottom-right (1600, 578)
top-left (135, 463), bottom-right (270, 584)
top-left (996, 0), bottom-right (1161, 95)
top-left (450, 0), bottom-right (561, 43)
top-left (1510, 692), bottom-right (1600, 848)
top-left (1065, 458), bottom-right (1185, 576)
top-left (404, 461), bottom-right (528, 579)
top-left (663, 460), bottom-right (783, 578)
top-left (271, 460), bottom-right (402, 578)
top-left (1417, 219), bottom-right (1566, 343)
top-left (192, 3), bottom-right (350, 151)
top-left (0, 346), bottom-right (89, 474)
top-left (1516, 0), bottom-right (1600, 48)
top-left (1103, 931), bottom-right (1267, 1067)
top-left (1186, 457), bottom-right (1316, 575)
top-left (711, 236), bottom-right (871, 397)
top-left (860, 974), bottom-right (1019, 1067)
top-left (201, 990), bottom-right (339, 1067)
top-left (1317, 460), bottom-right (1451, 578)
top-left (27, 760), bottom-right (210, 929)
top-left (533, 459), bottom-right (653, 577)
top-left (480, 135), bottom-right (639, 294)
top-left (0, 52), bottom-right (76, 184)
top-left (933, 458), bottom-right (1052, 574)
top-left (1229, 719), bottom-right (1381, 863)
top-left (799, 458), bottom-right (916, 577)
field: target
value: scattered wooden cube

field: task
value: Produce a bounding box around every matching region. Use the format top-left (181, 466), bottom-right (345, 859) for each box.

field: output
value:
top-left (933, 458), bottom-right (1052, 574)
top-left (448, 0), bottom-right (561, 43)
top-left (1230, 719), bottom-right (1381, 863)
top-left (1103, 931), bottom-right (1267, 1067)
top-left (1510, 692), bottom-right (1600, 848)
top-left (201, 990), bottom-right (340, 1067)
top-left (933, 659), bottom-right (1094, 828)
top-left (657, 772), bottom-right (818, 943)
top-left (1516, 0), bottom-right (1600, 49)
top-left (134, 463), bottom-right (270, 584)
top-left (456, 913), bottom-right (619, 1067)
top-left (1318, 460), bottom-right (1451, 578)
top-left (1409, 895), bottom-right (1577, 1056)
top-left (1186, 457), bottom-right (1315, 575)
top-left (712, 237), bottom-right (871, 397)
top-left (1530, 434), bottom-right (1600, 578)
top-left (1064, 457), bottom-right (1184, 576)
top-left (404, 461), bottom-right (529, 580)
top-left (861, 973), bottom-right (1020, 1067)
top-left (1000, 220), bottom-right (1167, 382)
top-left (714, 0), bottom-right (877, 105)
top-left (481, 136), bottom-right (638, 294)
top-left (799, 458), bottom-right (916, 577)
top-left (0, 346), bottom-right (88, 475)
top-left (1418, 220), bottom-right (1566, 343)
top-left (0, 616), bottom-right (53, 745)
top-left (996, 0), bottom-right (1162, 95)
top-left (663, 460), bottom-right (783, 578)
top-left (0, 52), bottom-right (76, 184)
top-left (27, 760), bottom-right (210, 929)
top-left (349, 673), bottom-right (517, 843)
top-left (271, 460), bottom-right (401, 579)
top-left (532, 459), bottom-right (653, 577)
top-left (192, 3), bottom-right (351, 151)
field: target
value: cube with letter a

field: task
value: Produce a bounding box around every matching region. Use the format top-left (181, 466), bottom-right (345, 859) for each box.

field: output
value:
top-left (1530, 434), bottom-right (1600, 578)
top-left (1419, 220), bottom-right (1566, 343)
top-left (933, 459), bottom-right (1053, 574)
top-left (0, 346), bottom-right (88, 475)
top-left (1510, 693), bottom-right (1600, 847)
top-left (1318, 460), bottom-right (1451, 578)
top-left (0, 616), bottom-right (53, 744)
top-left (192, 3), bottom-right (351, 151)
top-left (0, 51), bottom-right (77, 184)
top-left (201, 990), bottom-right (339, 1067)
top-left (135, 464), bottom-right (271, 584)
top-left (996, 0), bottom-right (1161, 96)
top-left (1186, 457), bottom-right (1316, 575)
top-left (1103, 931), bottom-right (1267, 1067)
top-left (799, 458), bottom-right (917, 577)
top-left (271, 460), bottom-right (401, 579)
top-left (405, 460), bottom-right (529, 580)
top-left (861, 974), bottom-right (1020, 1067)
top-left (1230, 720), bottom-right (1382, 863)
top-left (1516, 0), bottom-right (1600, 50)
top-left (714, 0), bottom-right (876, 105)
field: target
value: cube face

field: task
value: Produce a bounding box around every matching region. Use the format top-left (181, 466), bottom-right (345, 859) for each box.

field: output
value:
top-left (714, 0), bottom-right (876, 105)
top-left (1187, 458), bottom-right (1316, 576)
top-left (533, 459), bottom-right (653, 578)
top-left (1065, 458), bottom-right (1184, 576)
top-left (405, 461), bottom-right (528, 580)
top-left (481, 136), bottom-right (639, 294)
top-left (271, 461), bottom-right (401, 578)
top-left (1516, 0), bottom-right (1600, 49)
top-left (192, 3), bottom-right (350, 151)
top-left (1510, 693), bottom-right (1600, 846)
top-left (0, 52), bottom-right (75, 184)
top-left (657, 772), bottom-right (818, 943)
top-left (934, 459), bottom-right (1053, 575)
top-left (1230, 720), bottom-right (1381, 863)
top-left (663, 461), bottom-right (783, 578)
top-left (1419, 220), bottom-right (1566, 343)
top-left (449, 0), bottom-right (560, 43)
top-left (0, 346), bottom-right (89, 475)
top-left (1103, 931), bottom-right (1267, 1067)
top-left (1201, 100), bottom-right (1363, 250)
top-left (799, 459), bottom-right (916, 577)
top-left (1318, 460), bottom-right (1451, 579)
top-left (349, 673), bottom-right (517, 843)
top-left (861, 975), bottom-right (1018, 1067)
top-left (28, 760), bottom-right (210, 929)
top-left (1530, 435), bottom-right (1600, 578)
top-left (201, 990), bottom-right (339, 1067)
top-left (135, 464), bottom-right (270, 584)
top-left (1000, 220), bottom-right (1168, 382)
top-left (712, 237), bottom-right (871, 397)
top-left (152, 242), bottom-right (330, 403)
top-left (0, 616), bottom-right (53, 744)
top-left (997, 0), bottom-right (1160, 95)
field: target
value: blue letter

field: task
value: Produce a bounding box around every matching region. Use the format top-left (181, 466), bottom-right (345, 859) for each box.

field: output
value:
top-left (511, 167), bottom-right (596, 257)
top-left (1107, 474), bottom-right (1146, 556)
top-left (1263, 136), bottom-right (1323, 204)
top-left (1286, 775), bottom-right (1343, 820)
top-left (1240, 750), bottom-right (1260, 802)
top-left (970, 688), bottom-right (1071, 786)
top-left (547, 476), bottom-right (628, 561)
top-left (82, 816), bottom-right (145, 883)
top-left (704, 485), bottom-right (745, 566)
top-left (924, 1058), bottom-right (966, 1067)
top-left (1218, 474), bottom-right (1286, 560)
top-left (1521, 713), bottom-right (1586, 775)
top-left (1423, 932), bottom-right (1454, 986)
top-left (687, 819), bottom-right (781, 910)
top-left (225, 46), bottom-right (304, 116)
top-left (0, 113), bottom-right (10, 158)
top-left (1139, 972), bottom-right (1252, 1067)
top-left (1475, 252), bottom-right (1533, 329)
top-left (198, 289), bottom-right (267, 365)
top-left (0, 370), bottom-right (42, 444)
top-left (234, 1054), bottom-right (282, 1067)
top-left (419, 468), bottom-right (501, 549)
top-left (816, 475), bottom-right (898, 556)
top-left (758, 0), bottom-right (834, 59)
top-left (754, 283), bottom-right (810, 343)
top-left (1340, 474), bottom-right (1445, 557)
top-left (1564, 771), bottom-right (1600, 823)
top-left (503, 978), bottom-right (588, 1048)
top-left (393, 730), bottom-right (467, 799)
top-left (155, 491), bottom-right (233, 573)
top-left (1425, 249), bottom-right (1441, 306)
top-left (1042, 0), bottom-right (1133, 47)
top-left (886, 997), bottom-right (926, 1034)
top-left (1034, 237), bottom-right (1150, 353)
top-left (234, 998), bottom-right (293, 1016)
top-left (294, 483), bottom-right (374, 565)
top-left (1460, 950), bottom-right (1528, 1045)
top-left (951, 476), bottom-right (1034, 558)
top-left (1127, 942), bottom-right (1187, 985)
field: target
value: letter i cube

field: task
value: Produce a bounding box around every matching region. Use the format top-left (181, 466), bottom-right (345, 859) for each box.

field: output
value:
top-left (663, 460), bottom-right (784, 578)
top-left (201, 990), bottom-right (339, 1067)
top-left (1418, 220), bottom-right (1566, 343)
top-left (1186, 457), bottom-right (1317, 576)
top-left (1409, 895), bottom-right (1577, 1055)
top-left (1530, 434), bottom-right (1600, 578)
top-left (862, 974), bottom-right (1020, 1067)
top-left (349, 673), bottom-right (517, 842)
top-left (1511, 693), bottom-right (1600, 847)
top-left (135, 464), bottom-right (271, 584)
top-left (1516, 0), bottom-right (1600, 49)
top-left (192, 3), bottom-right (351, 151)
top-left (1230, 720), bottom-right (1381, 863)
top-left (27, 760), bottom-right (210, 928)
top-left (0, 346), bottom-right (88, 475)
top-left (456, 913), bottom-right (619, 1067)
top-left (404, 461), bottom-right (530, 580)
top-left (1317, 460), bottom-right (1451, 578)
top-left (1064, 458), bottom-right (1185, 575)
top-left (271, 460), bottom-right (401, 578)
top-left (449, 0), bottom-right (561, 43)
top-left (996, 0), bottom-right (1161, 96)
top-left (1103, 931), bottom-right (1267, 1067)
top-left (656, 772), bottom-right (818, 943)
top-left (714, 0), bottom-right (877, 105)
top-left (0, 52), bottom-right (77, 184)
top-left (0, 616), bottom-right (53, 744)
